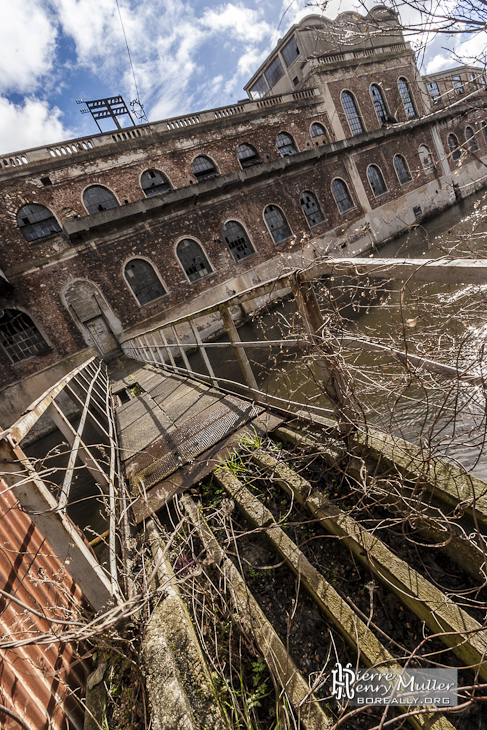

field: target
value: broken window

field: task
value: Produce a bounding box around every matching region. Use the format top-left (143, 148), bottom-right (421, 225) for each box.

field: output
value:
top-left (331, 179), bottom-right (354, 213)
top-left (177, 239), bottom-right (212, 282)
top-left (427, 82), bottom-right (440, 101)
top-left (125, 259), bottom-right (166, 305)
top-left (397, 77), bottom-right (417, 119)
top-left (419, 144), bottom-right (434, 172)
top-left (17, 203), bottom-right (61, 242)
top-left (367, 165), bottom-right (388, 196)
top-left (469, 73), bottom-right (479, 90)
top-left (264, 56), bottom-right (285, 88)
top-left (141, 169), bottom-right (172, 197)
top-left (300, 191), bottom-right (325, 227)
top-left (448, 133), bottom-right (461, 161)
top-left (310, 122), bottom-right (327, 139)
top-left (282, 36), bottom-right (300, 67)
top-left (249, 75), bottom-right (268, 99)
top-left (452, 75), bottom-right (465, 94)
top-left (192, 155), bottom-right (219, 182)
top-left (237, 144), bottom-right (262, 168)
top-left (264, 205), bottom-right (292, 243)
top-left (0, 309), bottom-right (49, 363)
top-left (393, 154), bottom-right (412, 184)
top-left (222, 221), bottom-right (255, 261)
top-left (83, 185), bottom-right (119, 214)
top-left (341, 91), bottom-right (364, 135)
top-left (276, 132), bottom-right (297, 157)
top-left (465, 126), bottom-right (479, 152)
top-left (370, 84), bottom-right (389, 123)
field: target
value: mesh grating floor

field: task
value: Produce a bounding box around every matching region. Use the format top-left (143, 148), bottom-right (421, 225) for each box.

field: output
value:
top-left (126, 396), bottom-right (262, 491)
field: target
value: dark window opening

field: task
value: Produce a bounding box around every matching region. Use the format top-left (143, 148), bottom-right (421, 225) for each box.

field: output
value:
top-left (264, 56), bottom-right (285, 87)
top-left (393, 154), bottom-right (412, 184)
top-left (192, 155), bottom-right (219, 182)
top-left (0, 309), bottom-right (49, 363)
top-left (237, 143), bottom-right (262, 168)
top-left (341, 91), bottom-right (364, 135)
top-left (448, 134), bottom-right (461, 161)
top-left (264, 205), bottom-right (292, 242)
top-left (17, 204), bottom-right (61, 242)
top-left (310, 122), bottom-right (326, 139)
top-left (367, 165), bottom-right (388, 196)
top-left (293, 76), bottom-right (299, 86)
top-left (466, 126), bottom-right (479, 152)
top-left (413, 205), bottom-right (422, 220)
top-left (398, 77), bottom-right (417, 118)
top-left (331, 179), bottom-right (354, 213)
top-left (83, 185), bottom-right (119, 214)
top-left (282, 36), bottom-right (300, 67)
top-left (370, 84), bottom-right (389, 123)
top-left (141, 169), bottom-right (172, 197)
top-left (300, 191), bottom-right (325, 227)
top-left (125, 259), bottom-right (166, 305)
top-left (40, 176), bottom-right (52, 186)
top-left (222, 220), bottom-right (255, 261)
top-left (276, 132), bottom-right (297, 157)
top-left (177, 239), bottom-right (212, 282)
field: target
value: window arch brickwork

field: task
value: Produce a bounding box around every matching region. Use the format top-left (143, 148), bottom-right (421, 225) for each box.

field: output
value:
top-left (83, 185), bottom-right (119, 214)
top-left (177, 239), bottom-right (212, 282)
top-left (125, 259), bottom-right (166, 305)
top-left (141, 170), bottom-right (172, 197)
top-left (222, 221), bottom-right (255, 261)
top-left (0, 309), bottom-right (49, 363)
top-left (264, 205), bottom-right (292, 242)
top-left (17, 204), bottom-right (61, 241)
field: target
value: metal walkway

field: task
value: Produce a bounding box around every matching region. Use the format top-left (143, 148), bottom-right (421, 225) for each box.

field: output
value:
top-left (109, 356), bottom-right (283, 522)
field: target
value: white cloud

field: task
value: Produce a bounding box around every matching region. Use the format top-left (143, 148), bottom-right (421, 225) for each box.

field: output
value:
top-left (201, 3), bottom-right (272, 44)
top-left (0, 0), bottom-right (57, 93)
top-left (0, 97), bottom-right (71, 155)
top-left (426, 53), bottom-right (454, 74)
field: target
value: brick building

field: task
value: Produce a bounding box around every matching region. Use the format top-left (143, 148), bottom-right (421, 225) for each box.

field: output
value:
top-left (1, 5), bottom-right (487, 423)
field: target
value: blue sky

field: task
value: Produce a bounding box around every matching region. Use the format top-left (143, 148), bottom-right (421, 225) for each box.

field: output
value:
top-left (0, 0), bottom-right (484, 155)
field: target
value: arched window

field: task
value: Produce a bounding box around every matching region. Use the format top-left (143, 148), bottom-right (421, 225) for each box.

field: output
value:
top-left (264, 205), bottom-right (292, 242)
top-left (177, 239), bottom-right (212, 282)
top-left (367, 165), bottom-right (387, 196)
top-left (397, 77), bottom-right (417, 119)
top-left (482, 122), bottom-right (487, 144)
top-left (237, 143), bottom-right (261, 169)
top-left (16, 204), bottom-right (61, 242)
top-left (83, 185), bottom-right (119, 214)
top-left (331, 179), bottom-right (354, 213)
top-left (370, 84), bottom-right (388, 123)
top-left (448, 134), bottom-right (461, 161)
top-left (222, 221), bottom-right (255, 261)
top-left (192, 155), bottom-right (219, 182)
top-left (341, 91), bottom-right (364, 135)
top-left (419, 145), bottom-right (434, 172)
top-left (124, 259), bottom-right (166, 305)
top-left (310, 122), bottom-right (327, 139)
top-left (141, 169), bottom-right (172, 197)
top-left (0, 309), bottom-right (48, 363)
top-left (393, 154), bottom-right (412, 184)
top-left (300, 191), bottom-right (325, 227)
top-left (276, 132), bottom-right (297, 157)
top-left (465, 126), bottom-right (479, 152)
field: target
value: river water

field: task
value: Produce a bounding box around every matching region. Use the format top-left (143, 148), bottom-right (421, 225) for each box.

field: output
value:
top-left (190, 190), bottom-right (487, 479)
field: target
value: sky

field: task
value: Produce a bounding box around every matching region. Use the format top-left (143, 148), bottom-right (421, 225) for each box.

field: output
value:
top-left (0, 0), bottom-right (485, 156)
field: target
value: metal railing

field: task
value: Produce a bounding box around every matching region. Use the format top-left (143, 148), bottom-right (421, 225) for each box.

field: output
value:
top-left (121, 257), bottom-right (487, 427)
top-left (0, 356), bottom-right (125, 610)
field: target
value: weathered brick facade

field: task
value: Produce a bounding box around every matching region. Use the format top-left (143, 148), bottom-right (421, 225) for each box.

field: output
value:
top-left (1, 7), bottom-right (487, 417)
